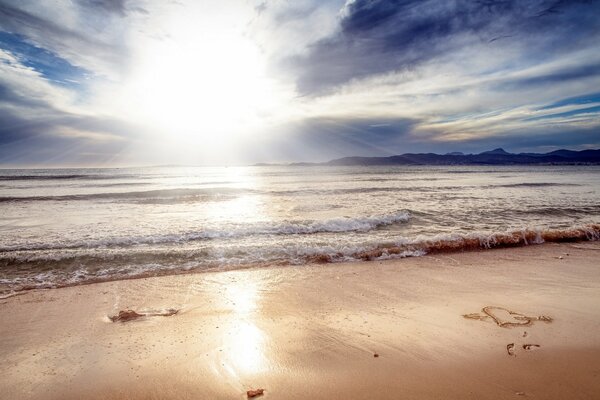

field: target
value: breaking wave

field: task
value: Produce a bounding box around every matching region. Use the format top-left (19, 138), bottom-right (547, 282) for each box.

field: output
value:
top-left (1, 223), bottom-right (598, 298)
top-left (340, 224), bottom-right (600, 262)
top-left (0, 211), bottom-right (412, 252)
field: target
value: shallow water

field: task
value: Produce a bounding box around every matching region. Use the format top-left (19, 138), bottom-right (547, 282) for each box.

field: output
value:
top-left (1, 165), bottom-right (599, 295)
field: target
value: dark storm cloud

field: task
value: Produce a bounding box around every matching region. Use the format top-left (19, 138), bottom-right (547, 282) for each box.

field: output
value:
top-left (289, 0), bottom-right (600, 95)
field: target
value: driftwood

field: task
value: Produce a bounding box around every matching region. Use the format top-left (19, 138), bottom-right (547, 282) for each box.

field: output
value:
top-left (247, 388), bottom-right (264, 398)
top-left (109, 308), bottom-right (179, 322)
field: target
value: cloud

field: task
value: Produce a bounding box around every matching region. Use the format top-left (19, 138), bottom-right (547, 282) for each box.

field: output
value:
top-left (80, 0), bottom-right (138, 16)
top-left (0, 42), bottom-right (136, 165)
top-left (0, 0), bottom-right (599, 166)
top-left (0, 31), bottom-right (90, 87)
top-left (288, 0), bottom-right (600, 95)
top-left (0, 1), bottom-right (132, 78)
top-left (497, 62), bottom-right (600, 90)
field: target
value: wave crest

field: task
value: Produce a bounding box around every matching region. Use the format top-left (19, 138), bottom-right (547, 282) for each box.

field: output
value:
top-left (0, 211), bottom-right (412, 252)
top-left (348, 224), bottom-right (600, 261)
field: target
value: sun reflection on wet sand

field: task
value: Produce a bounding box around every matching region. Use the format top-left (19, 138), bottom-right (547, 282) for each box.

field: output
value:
top-left (216, 274), bottom-right (268, 375)
top-left (223, 320), bottom-right (266, 375)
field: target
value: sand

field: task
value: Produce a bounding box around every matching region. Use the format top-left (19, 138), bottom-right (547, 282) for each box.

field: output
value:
top-left (1, 241), bottom-right (600, 399)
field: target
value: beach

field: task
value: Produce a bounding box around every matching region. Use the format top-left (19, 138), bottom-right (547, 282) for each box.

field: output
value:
top-left (1, 241), bottom-right (599, 399)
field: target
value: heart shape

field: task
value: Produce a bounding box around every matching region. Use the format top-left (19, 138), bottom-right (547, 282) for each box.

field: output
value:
top-left (482, 306), bottom-right (532, 327)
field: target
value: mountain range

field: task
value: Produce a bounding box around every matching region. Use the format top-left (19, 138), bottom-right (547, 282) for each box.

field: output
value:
top-left (269, 148), bottom-right (600, 166)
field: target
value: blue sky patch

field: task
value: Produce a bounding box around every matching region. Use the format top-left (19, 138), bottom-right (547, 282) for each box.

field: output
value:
top-left (0, 31), bottom-right (90, 88)
top-left (539, 92), bottom-right (600, 110)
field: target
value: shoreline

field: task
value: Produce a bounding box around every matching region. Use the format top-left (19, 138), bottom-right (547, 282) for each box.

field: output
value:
top-left (2, 224), bottom-right (599, 298)
top-left (1, 241), bottom-right (600, 399)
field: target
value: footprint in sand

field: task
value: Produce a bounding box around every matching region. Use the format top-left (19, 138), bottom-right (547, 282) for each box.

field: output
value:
top-left (463, 306), bottom-right (550, 357)
top-left (506, 343), bottom-right (516, 356)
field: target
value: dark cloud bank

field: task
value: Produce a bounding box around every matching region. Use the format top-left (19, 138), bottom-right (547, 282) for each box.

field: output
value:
top-left (289, 0), bottom-right (600, 95)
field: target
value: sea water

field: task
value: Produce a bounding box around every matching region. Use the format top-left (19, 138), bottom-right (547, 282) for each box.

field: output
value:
top-left (1, 165), bottom-right (599, 296)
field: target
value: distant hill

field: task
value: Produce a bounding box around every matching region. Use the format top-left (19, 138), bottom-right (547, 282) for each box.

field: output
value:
top-left (255, 148), bottom-right (600, 166)
top-left (323, 148), bottom-right (600, 166)
top-left (479, 148), bottom-right (511, 155)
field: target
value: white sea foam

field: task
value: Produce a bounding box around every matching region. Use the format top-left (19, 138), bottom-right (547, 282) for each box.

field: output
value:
top-left (0, 211), bottom-right (411, 252)
top-left (1, 223), bottom-right (599, 296)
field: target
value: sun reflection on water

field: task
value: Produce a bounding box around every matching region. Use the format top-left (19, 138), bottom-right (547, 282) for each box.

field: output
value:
top-left (202, 167), bottom-right (269, 224)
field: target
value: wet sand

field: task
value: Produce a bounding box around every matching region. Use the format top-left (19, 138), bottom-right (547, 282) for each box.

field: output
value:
top-left (1, 242), bottom-right (600, 399)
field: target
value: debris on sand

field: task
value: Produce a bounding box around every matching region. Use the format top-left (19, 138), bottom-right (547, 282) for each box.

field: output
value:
top-left (462, 313), bottom-right (487, 320)
top-left (110, 310), bottom-right (143, 322)
top-left (247, 388), bottom-right (264, 398)
top-left (522, 344), bottom-right (541, 350)
top-left (374, 353), bottom-right (379, 358)
top-left (109, 308), bottom-right (179, 322)
top-left (507, 343), bottom-right (516, 356)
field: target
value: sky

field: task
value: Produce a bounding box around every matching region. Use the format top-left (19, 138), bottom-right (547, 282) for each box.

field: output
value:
top-left (0, 0), bottom-right (599, 166)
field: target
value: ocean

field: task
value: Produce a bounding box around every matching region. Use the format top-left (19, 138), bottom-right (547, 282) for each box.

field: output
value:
top-left (1, 165), bottom-right (599, 297)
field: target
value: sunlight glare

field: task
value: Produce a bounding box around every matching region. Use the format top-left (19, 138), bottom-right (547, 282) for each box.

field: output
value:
top-left (121, 9), bottom-right (283, 148)
top-left (216, 274), bottom-right (268, 374)
top-left (224, 320), bottom-right (266, 374)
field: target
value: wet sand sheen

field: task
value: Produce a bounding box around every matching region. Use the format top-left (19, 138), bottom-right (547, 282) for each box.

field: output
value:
top-left (1, 242), bottom-right (600, 399)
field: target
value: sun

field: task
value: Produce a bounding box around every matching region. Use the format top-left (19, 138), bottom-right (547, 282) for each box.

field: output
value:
top-left (117, 6), bottom-right (284, 148)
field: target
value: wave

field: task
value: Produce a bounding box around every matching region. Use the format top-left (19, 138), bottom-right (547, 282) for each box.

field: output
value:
top-left (510, 205), bottom-right (600, 216)
top-left (1, 223), bottom-right (598, 298)
top-left (0, 174), bottom-right (138, 181)
top-left (0, 211), bottom-right (412, 252)
top-left (344, 224), bottom-right (600, 261)
top-left (267, 183), bottom-right (580, 196)
top-left (0, 187), bottom-right (249, 203)
top-left (265, 187), bottom-right (434, 196)
top-left (0, 182), bottom-right (582, 204)
top-left (490, 182), bottom-right (581, 188)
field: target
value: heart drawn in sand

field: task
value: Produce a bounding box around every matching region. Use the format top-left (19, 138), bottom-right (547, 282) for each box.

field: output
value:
top-left (462, 306), bottom-right (552, 328)
top-left (481, 306), bottom-right (532, 327)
